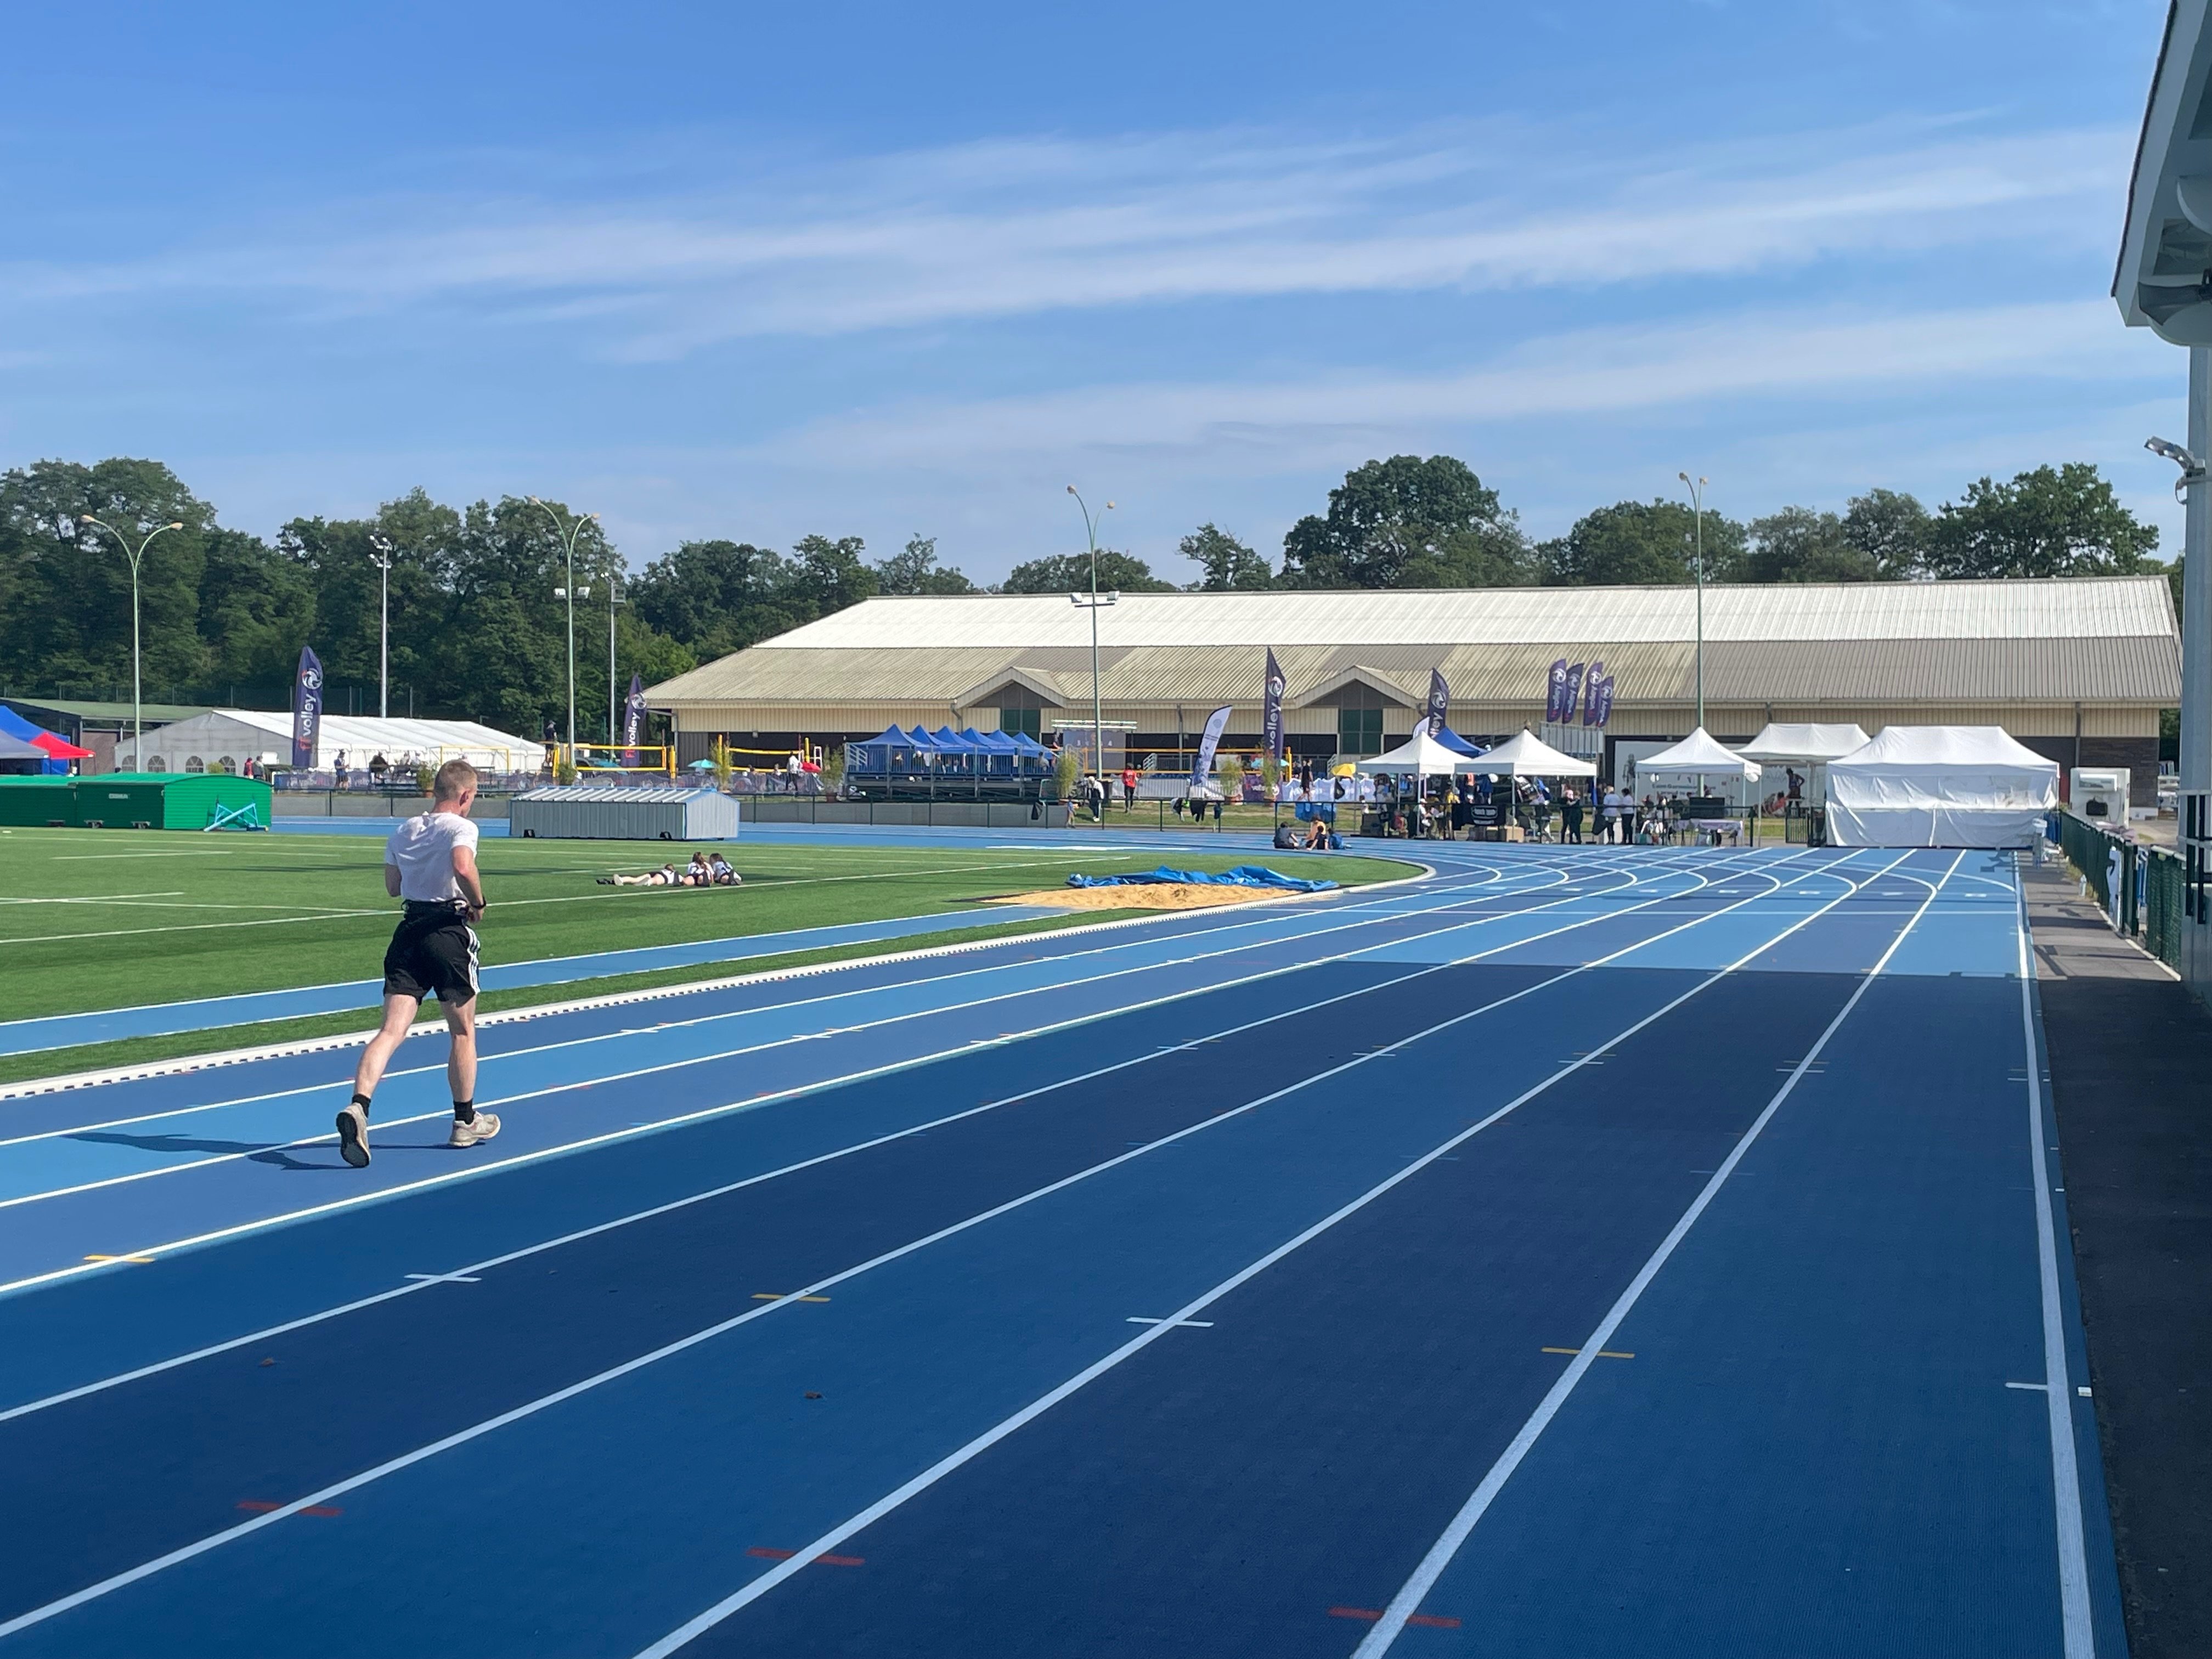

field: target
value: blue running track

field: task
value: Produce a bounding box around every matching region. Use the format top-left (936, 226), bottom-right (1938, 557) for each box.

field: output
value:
top-left (0, 843), bottom-right (2128, 1657)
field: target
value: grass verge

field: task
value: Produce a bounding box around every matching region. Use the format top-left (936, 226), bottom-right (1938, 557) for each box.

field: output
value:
top-left (0, 909), bottom-right (1150, 1088)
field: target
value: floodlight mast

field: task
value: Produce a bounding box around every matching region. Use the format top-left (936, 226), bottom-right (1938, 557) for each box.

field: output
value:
top-left (368, 533), bottom-right (394, 719)
top-left (1677, 472), bottom-right (1709, 733)
top-left (2147, 435), bottom-right (2205, 501)
top-left (1066, 486), bottom-right (1117, 792)
top-left (528, 497), bottom-right (600, 763)
top-left (77, 515), bottom-right (186, 763)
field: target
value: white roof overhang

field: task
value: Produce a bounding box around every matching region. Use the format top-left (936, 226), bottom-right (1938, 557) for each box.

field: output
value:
top-left (2115, 3), bottom-right (2212, 343)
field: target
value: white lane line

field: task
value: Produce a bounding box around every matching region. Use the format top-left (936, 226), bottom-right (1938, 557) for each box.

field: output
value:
top-left (0, 854), bottom-right (1616, 1144)
top-left (0, 856), bottom-right (1733, 1299)
top-left (1126, 1317), bottom-right (1214, 1328)
top-left (0, 854), bottom-right (1813, 1413)
top-left (0, 853), bottom-right (1878, 1641)
top-left (627, 851), bottom-right (1908, 1659)
top-left (0, 892), bottom-right (187, 905)
top-left (2013, 856), bottom-right (2097, 1659)
top-left (1347, 848), bottom-right (1956, 1658)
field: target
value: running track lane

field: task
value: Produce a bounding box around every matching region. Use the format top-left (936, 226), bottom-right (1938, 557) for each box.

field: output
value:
top-left (0, 853), bottom-right (1903, 1654)
top-left (0, 852), bottom-right (1743, 1295)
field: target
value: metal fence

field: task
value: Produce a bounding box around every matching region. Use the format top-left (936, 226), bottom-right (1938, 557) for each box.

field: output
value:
top-left (2050, 808), bottom-right (2186, 970)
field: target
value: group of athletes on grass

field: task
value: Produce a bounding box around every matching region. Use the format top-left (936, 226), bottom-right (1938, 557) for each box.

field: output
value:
top-left (334, 760), bottom-right (743, 1170)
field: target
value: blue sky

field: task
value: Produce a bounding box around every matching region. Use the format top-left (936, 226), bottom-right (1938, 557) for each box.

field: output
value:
top-left (0, 0), bottom-right (2184, 584)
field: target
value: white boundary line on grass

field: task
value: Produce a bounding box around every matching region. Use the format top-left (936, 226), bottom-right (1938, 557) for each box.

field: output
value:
top-left (1346, 848), bottom-right (1963, 1656)
top-left (0, 853), bottom-right (1886, 1645)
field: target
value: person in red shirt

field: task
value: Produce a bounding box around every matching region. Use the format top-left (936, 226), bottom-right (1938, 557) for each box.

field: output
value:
top-left (1121, 766), bottom-right (1138, 811)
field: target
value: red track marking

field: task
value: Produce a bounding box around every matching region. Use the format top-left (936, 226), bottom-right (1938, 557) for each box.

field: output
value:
top-left (1328, 1607), bottom-right (1460, 1628)
top-left (236, 1500), bottom-right (343, 1517)
top-left (746, 1547), bottom-right (864, 1566)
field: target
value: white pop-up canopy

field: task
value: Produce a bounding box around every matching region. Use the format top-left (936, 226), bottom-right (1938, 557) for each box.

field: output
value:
top-left (1739, 723), bottom-right (1871, 765)
top-left (1352, 727), bottom-right (1483, 777)
top-left (1825, 725), bottom-right (2057, 848)
top-left (1634, 727), bottom-right (1762, 783)
top-left (1438, 727), bottom-right (1596, 778)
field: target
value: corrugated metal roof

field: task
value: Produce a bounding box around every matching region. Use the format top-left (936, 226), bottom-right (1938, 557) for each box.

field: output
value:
top-left (650, 634), bottom-right (2178, 710)
top-left (731, 577), bottom-right (2175, 654)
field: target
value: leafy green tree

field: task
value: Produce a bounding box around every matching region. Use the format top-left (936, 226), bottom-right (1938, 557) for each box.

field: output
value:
top-left (630, 540), bottom-right (806, 659)
top-left (1540, 499), bottom-right (1746, 586)
top-left (1180, 523), bottom-right (1273, 590)
top-left (790, 534), bottom-right (878, 615)
top-left (1280, 455), bottom-right (1526, 588)
top-left (1840, 488), bottom-right (1931, 578)
top-left (1925, 464), bottom-right (2159, 579)
top-left (279, 487), bottom-right (463, 707)
top-left (874, 533), bottom-right (975, 595)
top-left (1742, 506), bottom-right (1886, 583)
top-left (1001, 549), bottom-right (1177, 594)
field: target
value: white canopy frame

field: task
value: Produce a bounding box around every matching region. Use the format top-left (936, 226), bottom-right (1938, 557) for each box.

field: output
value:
top-left (1635, 727), bottom-right (1762, 783)
top-left (1351, 728), bottom-right (1488, 777)
top-left (1435, 727), bottom-right (1596, 778)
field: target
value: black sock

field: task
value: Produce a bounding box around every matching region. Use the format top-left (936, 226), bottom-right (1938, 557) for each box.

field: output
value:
top-left (453, 1100), bottom-right (476, 1124)
top-left (350, 1092), bottom-right (372, 1116)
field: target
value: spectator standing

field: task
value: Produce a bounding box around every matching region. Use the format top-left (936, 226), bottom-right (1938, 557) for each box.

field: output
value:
top-left (1561, 786), bottom-right (1583, 844)
top-left (1121, 765), bottom-right (1138, 811)
top-left (334, 749), bottom-right (349, 791)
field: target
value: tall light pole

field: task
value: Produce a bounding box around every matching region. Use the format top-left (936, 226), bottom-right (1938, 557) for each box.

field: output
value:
top-left (1677, 472), bottom-right (1708, 733)
top-left (606, 563), bottom-right (624, 747)
top-left (368, 533), bottom-right (394, 719)
top-left (528, 498), bottom-right (600, 759)
top-left (1066, 486), bottom-right (1116, 789)
top-left (78, 515), bottom-right (185, 765)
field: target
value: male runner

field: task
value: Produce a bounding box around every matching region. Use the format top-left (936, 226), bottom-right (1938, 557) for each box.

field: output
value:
top-left (336, 759), bottom-right (499, 1167)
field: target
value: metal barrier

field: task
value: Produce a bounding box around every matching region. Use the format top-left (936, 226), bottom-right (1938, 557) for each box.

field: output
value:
top-left (2053, 809), bottom-right (2136, 933)
top-left (2143, 843), bottom-right (2186, 969)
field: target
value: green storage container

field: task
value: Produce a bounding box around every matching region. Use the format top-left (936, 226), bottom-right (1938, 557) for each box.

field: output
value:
top-left (80, 772), bottom-right (274, 830)
top-left (0, 777), bottom-right (79, 827)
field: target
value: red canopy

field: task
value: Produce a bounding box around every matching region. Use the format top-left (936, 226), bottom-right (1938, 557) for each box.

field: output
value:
top-left (32, 732), bottom-right (93, 761)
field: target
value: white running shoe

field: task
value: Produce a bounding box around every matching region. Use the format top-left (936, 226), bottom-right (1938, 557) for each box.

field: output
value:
top-left (449, 1111), bottom-right (501, 1149)
top-left (335, 1103), bottom-right (371, 1168)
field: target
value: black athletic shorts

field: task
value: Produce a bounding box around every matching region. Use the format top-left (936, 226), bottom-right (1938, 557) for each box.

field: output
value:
top-left (383, 903), bottom-right (480, 1005)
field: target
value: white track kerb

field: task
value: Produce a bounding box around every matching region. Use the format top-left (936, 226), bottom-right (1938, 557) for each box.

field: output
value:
top-left (0, 853), bottom-right (1886, 1644)
top-left (2013, 865), bottom-right (2096, 1659)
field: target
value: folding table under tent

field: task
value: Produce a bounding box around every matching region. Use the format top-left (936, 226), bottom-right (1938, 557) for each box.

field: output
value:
top-left (1824, 726), bottom-right (2058, 849)
top-left (1435, 728), bottom-right (1597, 778)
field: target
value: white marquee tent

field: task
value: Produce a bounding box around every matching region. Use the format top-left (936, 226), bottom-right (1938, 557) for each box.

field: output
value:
top-left (1351, 727), bottom-right (1486, 777)
top-left (1427, 727), bottom-right (1596, 778)
top-left (1825, 726), bottom-right (2058, 848)
top-left (1633, 727), bottom-right (1762, 783)
top-left (1739, 724), bottom-right (1871, 765)
top-left (114, 710), bottom-right (545, 776)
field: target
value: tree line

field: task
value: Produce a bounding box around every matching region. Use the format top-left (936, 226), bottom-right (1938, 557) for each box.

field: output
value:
top-left (0, 453), bottom-right (2171, 733)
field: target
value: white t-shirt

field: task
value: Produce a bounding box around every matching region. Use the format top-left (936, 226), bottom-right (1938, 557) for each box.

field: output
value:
top-left (385, 810), bottom-right (480, 904)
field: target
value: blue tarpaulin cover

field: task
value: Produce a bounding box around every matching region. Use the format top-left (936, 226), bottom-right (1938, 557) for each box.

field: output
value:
top-left (1065, 864), bottom-right (1337, 892)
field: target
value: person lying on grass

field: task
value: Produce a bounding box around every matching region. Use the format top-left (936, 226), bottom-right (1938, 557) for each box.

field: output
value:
top-left (599, 863), bottom-right (681, 887)
top-left (707, 852), bottom-right (741, 885)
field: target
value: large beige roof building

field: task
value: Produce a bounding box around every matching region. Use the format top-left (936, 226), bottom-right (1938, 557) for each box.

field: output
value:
top-left (647, 575), bottom-right (2179, 793)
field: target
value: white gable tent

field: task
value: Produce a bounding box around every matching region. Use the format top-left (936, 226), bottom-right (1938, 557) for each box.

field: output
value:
top-left (1351, 727), bottom-right (1485, 777)
top-left (1438, 727), bottom-right (1596, 778)
top-left (1824, 726), bottom-right (2057, 849)
top-left (1738, 724), bottom-right (1870, 765)
top-left (1634, 727), bottom-right (1762, 783)
top-left (114, 710), bottom-right (545, 777)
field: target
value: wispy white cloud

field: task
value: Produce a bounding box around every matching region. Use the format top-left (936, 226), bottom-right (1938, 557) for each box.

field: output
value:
top-left (754, 299), bottom-right (2162, 470)
top-left (0, 118), bottom-right (2130, 357)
